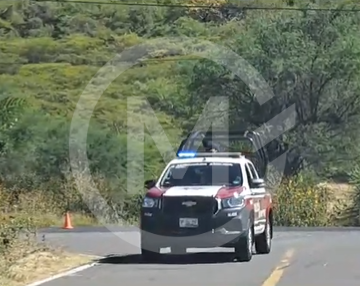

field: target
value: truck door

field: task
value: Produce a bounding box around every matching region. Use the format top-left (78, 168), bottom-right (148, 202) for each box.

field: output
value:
top-left (245, 162), bottom-right (266, 233)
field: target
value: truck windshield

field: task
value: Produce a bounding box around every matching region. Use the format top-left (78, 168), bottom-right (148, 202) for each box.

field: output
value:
top-left (160, 162), bottom-right (243, 187)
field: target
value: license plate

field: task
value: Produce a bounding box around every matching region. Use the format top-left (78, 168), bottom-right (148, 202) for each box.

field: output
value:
top-left (179, 218), bottom-right (198, 228)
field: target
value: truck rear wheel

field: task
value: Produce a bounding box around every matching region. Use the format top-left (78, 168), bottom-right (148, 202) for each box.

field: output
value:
top-left (255, 219), bottom-right (272, 254)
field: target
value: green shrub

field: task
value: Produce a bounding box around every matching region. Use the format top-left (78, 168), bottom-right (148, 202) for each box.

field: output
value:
top-left (273, 175), bottom-right (331, 226)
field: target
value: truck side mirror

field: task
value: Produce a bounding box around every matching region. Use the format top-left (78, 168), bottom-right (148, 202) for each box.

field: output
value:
top-left (250, 178), bottom-right (265, 188)
top-left (144, 179), bottom-right (156, 189)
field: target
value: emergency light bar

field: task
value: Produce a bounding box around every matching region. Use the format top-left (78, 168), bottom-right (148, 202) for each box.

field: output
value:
top-left (177, 152), bottom-right (197, 158)
top-left (177, 152), bottom-right (246, 158)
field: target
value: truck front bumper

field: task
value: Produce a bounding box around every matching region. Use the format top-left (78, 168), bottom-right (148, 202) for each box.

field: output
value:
top-left (140, 207), bottom-right (251, 248)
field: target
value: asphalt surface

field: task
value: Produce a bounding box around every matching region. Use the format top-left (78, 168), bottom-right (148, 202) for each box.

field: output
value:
top-left (36, 227), bottom-right (360, 286)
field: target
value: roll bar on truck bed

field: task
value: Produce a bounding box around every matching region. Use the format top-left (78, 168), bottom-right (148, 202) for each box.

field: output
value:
top-left (176, 130), bottom-right (269, 178)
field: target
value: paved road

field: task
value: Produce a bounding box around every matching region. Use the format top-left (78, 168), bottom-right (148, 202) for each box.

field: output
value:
top-left (37, 227), bottom-right (360, 286)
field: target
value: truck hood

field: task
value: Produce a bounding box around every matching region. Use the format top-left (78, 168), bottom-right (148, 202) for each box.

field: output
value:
top-left (162, 186), bottom-right (223, 197)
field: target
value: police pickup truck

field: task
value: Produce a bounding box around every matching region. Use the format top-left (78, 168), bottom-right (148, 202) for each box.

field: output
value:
top-left (140, 150), bottom-right (273, 262)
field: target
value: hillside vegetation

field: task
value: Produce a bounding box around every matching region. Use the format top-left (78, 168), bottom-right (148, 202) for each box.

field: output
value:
top-left (1, 0), bottom-right (360, 221)
top-left (1, 0), bottom-right (360, 216)
top-left (2, 0), bottom-right (360, 282)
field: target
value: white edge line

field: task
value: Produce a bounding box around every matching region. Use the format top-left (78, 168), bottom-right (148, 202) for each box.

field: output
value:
top-left (25, 260), bottom-right (100, 286)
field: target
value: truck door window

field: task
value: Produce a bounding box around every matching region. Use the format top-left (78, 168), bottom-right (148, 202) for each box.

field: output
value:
top-left (248, 162), bottom-right (259, 179)
top-left (245, 163), bottom-right (253, 183)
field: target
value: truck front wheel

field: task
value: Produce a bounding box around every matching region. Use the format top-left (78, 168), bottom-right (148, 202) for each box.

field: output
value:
top-left (141, 246), bottom-right (161, 262)
top-left (234, 222), bottom-right (253, 262)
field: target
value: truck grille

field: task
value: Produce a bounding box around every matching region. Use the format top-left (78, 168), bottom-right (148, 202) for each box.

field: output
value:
top-left (162, 196), bottom-right (217, 216)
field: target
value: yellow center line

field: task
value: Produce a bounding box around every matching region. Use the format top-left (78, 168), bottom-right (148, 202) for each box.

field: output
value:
top-left (261, 248), bottom-right (295, 286)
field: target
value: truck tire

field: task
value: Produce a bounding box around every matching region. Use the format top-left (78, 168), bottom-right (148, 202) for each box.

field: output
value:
top-left (234, 222), bottom-right (253, 262)
top-left (141, 246), bottom-right (161, 262)
top-left (140, 232), bottom-right (161, 262)
top-left (255, 219), bottom-right (271, 254)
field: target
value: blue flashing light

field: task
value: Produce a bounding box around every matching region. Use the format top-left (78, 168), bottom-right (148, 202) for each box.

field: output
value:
top-left (177, 152), bottom-right (197, 158)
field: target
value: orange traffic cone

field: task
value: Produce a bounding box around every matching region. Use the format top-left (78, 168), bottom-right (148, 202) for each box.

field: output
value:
top-left (62, 212), bottom-right (74, 229)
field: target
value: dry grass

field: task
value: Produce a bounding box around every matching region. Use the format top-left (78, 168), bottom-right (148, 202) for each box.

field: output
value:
top-left (0, 182), bottom-right (98, 228)
top-left (0, 175), bottom-right (139, 286)
top-left (318, 182), bottom-right (355, 213)
top-left (0, 219), bottom-right (97, 286)
top-left (5, 212), bottom-right (98, 228)
top-left (323, 182), bottom-right (355, 200)
top-left (0, 247), bottom-right (96, 286)
top-left (0, 184), bottom-right (99, 286)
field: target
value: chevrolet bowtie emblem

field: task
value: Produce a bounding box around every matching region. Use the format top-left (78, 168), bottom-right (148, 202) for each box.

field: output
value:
top-left (182, 201), bottom-right (197, 207)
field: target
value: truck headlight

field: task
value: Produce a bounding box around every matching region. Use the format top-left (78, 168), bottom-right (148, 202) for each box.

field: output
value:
top-left (142, 197), bottom-right (158, 208)
top-left (222, 197), bottom-right (245, 209)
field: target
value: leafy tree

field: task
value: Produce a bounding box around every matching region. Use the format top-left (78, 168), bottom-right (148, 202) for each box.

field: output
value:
top-left (178, 8), bottom-right (360, 178)
top-left (0, 86), bottom-right (25, 156)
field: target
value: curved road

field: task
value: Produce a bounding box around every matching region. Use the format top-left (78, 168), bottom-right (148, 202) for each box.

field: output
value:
top-left (37, 227), bottom-right (360, 286)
